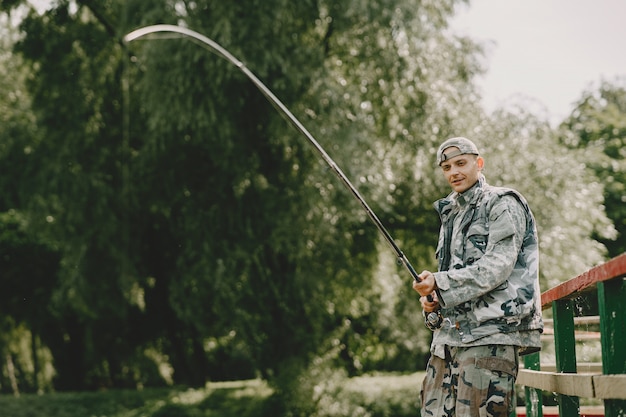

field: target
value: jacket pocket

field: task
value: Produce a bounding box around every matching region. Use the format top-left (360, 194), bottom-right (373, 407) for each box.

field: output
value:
top-left (465, 223), bottom-right (488, 265)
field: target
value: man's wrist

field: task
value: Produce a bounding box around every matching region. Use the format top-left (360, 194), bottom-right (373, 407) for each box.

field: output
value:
top-left (433, 271), bottom-right (449, 291)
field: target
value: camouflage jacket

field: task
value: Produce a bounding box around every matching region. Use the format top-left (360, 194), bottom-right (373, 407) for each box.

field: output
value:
top-left (430, 176), bottom-right (543, 354)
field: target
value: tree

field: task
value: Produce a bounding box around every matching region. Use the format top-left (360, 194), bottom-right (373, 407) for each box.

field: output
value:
top-left (1, 0), bottom-right (482, 392)
top-left (125, 0), bottom-right (488, 389)
top-left (1, 0), bottom-right (149, 389)
top-left (474, 102), bottom-right (614, 289)
top-left (558, 78), bottom-right (626, 258)
top-left (2, 0), bottom-right (614, 402)
top-left (0, 12), bottom-right (61, 394)
top-left (0, 211), bottom-right (59, 394)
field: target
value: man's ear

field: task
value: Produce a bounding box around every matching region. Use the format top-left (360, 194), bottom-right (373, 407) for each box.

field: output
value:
top-left (477, 156), bottom-right (485, 170)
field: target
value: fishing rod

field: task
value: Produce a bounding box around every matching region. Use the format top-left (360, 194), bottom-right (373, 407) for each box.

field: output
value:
top-left (124, 25), bottom-right (441, 327)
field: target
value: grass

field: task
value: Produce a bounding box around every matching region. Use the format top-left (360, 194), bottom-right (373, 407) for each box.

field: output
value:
top-left (0, 380), bottom-right (271, 417)
top-left (0, 386), bottom-right (176, 417)
top-left (0, 374), bottom-right (425, 417)
top-left (3, 371), bottom-right (605, 417)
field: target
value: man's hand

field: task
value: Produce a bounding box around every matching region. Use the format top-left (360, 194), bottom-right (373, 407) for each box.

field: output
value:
top-left (412, 270), bottom-right (437, 297)
top-left (414, 271), bottom-right (443, 330)
top-left (420, 292), bottom-right (440, 313)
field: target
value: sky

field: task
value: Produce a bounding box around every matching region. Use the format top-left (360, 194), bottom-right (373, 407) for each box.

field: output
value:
top-left (449, 0), bottom-right (626, 125)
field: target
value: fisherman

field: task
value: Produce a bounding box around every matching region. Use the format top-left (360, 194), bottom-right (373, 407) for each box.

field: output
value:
top-left (413, 137), bottom-right (543, 417)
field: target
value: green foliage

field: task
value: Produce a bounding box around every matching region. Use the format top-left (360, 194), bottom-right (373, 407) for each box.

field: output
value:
top-left (0, 15), bottom-right (38, 211)
top-left (4, 0), bottom-right (454, 391)
top-left (0, 211), bottom-right (59, 320)
top-left (0, 0), bottom-right (616, 400)
top-left (331, 373), bottom-right (422, 417)
top-left (119, 0), bottom-right (477, 391)
top-left (558, 78), bottom-right (626, 258)
top-left (467, 105), bottom-right (614, 288)
top-left (279, 351), bottom-right (424, 417)
top-left (0, 210), bottom-right (59, 393)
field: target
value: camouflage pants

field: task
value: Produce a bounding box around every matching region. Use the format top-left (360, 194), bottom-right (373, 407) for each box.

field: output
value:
top-left (420, 345), bottom-right (518, 417)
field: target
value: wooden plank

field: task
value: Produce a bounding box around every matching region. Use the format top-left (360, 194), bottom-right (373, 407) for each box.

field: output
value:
top-left (517, 369), bottom-right (595, 397)
top-left (535, 363), bottom-right (603, 373)
top-left (542, 253), bottom-right (626, 308)
top-left (517, 371), bottom-right (626, 400)
top-left (540, 331), bottom-right (601, 341)
top-left (593, 375), bottom-right (626, 400)
top-left (516, 406), bottom-right (605, 417)
top-left (543, 316), bottom-right (600, 325)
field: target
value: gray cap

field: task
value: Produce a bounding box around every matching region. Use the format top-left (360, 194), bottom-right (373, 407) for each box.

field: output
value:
top-left (436, 137), bottom-right (480, 165)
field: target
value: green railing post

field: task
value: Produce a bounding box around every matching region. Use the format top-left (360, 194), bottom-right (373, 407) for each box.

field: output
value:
top-left (553, 299), bottom-right (579, 417)
top-left (598, 277), bottom-right (626, 417)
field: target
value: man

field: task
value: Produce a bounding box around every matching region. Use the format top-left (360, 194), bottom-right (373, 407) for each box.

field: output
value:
top-left (413, 137), bottom-right (543, 417)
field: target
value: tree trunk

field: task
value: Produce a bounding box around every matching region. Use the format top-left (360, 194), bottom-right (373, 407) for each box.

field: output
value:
top-left (31, 332), bottom-right (39, 393)
top-left (6, 353), bottom-right (20, 397)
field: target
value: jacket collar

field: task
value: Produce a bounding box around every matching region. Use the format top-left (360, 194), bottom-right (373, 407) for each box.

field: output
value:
top-left (453, 174), bottom-right (485, 207)
top-left (436, 175), bottom-right (486, 215)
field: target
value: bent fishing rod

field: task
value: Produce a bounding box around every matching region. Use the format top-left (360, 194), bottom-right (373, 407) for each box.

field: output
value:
top-left (124, 25), bottom-right (438, 313)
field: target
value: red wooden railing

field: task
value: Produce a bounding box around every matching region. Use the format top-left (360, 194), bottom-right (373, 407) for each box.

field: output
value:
top-left (516, 253), bottom-right (626, 417)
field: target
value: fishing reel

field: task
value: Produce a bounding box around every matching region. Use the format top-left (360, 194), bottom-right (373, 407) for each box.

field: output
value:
top-left (425, 310), bottom-right (444, 331)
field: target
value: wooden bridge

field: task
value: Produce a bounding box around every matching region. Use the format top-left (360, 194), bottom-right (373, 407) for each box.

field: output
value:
top-left (515, 253), bottom-right (626, 417)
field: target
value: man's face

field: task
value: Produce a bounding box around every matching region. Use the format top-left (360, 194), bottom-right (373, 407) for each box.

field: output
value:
top-left (439, 147), bottom-right (483, 193)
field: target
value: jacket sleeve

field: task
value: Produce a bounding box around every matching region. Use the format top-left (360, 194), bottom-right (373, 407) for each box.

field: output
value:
top-left (434, 195), bottom-right (527, 308)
